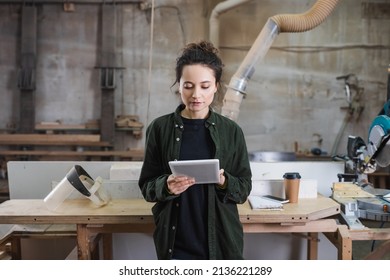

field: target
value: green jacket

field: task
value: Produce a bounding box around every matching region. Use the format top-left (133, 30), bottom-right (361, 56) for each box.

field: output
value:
top-left (138, 105), bottom-right (252, 259)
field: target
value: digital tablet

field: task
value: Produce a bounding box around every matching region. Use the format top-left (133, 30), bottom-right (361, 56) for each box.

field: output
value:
top-left (168, 159), bottom-right (220, 184)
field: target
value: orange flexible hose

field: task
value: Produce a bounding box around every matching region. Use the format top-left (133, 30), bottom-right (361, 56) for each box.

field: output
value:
top-left (271, 0), bottom-right (339, 33)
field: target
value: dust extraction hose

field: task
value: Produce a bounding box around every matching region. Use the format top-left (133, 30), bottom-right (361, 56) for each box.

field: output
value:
top-left (221, 0), bottom-right (339, 121)
top-left (271, 0), bottom-right (339, 33)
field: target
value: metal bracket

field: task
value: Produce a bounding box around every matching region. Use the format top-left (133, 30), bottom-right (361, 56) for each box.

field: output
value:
top-left (339, 201), bottom-right (365, 230)
top-left (17, 67), bottom-right (36, 90)
top-left (100, 67), bottom-right (116, 89)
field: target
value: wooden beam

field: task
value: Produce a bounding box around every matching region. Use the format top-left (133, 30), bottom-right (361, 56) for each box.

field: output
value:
top-left (0, 134), bottom-right (102, 145)
top-left (0, 149), bottom-right (144, 158)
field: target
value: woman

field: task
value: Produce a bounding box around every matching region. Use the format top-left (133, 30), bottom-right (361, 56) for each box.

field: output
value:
top-left (138, 40), bottom-right (252, 260)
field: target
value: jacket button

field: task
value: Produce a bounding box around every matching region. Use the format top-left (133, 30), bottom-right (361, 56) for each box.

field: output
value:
top-left (172, 226), bottom-right (176, 230)
top-left (168, 249), bottom-right (172, 253)
top-left (176, 137), bottom-right (180, 141)
top-left (180, 125), bottom-right (183, 129)
top-left (176, 203), bottom-right (179, 207)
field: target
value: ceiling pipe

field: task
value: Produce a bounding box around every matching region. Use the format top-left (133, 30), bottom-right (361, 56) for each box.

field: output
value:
top-left (220, 0), bottom-right (340, 121)
top-left (209, 0), bottom-right (253, 49)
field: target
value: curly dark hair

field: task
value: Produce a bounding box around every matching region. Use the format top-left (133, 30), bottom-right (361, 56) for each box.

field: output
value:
top-left (174, 40), bottom-right (224, 86)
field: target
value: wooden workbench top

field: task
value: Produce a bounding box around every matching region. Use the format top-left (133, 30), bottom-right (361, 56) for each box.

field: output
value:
top-left (0, 196), bottom-right (340, 226)
top-left (240, 195), bottom-right (340, 224)
top-left (0, 199), bottom-right (154, 224)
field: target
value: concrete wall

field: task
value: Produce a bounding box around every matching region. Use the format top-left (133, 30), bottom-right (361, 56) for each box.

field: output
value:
top-left (0, 0), bottom-right (389, 156)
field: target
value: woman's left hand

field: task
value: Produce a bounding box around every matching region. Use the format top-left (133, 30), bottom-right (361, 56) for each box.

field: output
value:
top-left (219, 169), bottom-right (226, 187)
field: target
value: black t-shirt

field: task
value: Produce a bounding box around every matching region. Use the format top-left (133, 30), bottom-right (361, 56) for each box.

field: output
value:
top-left (172, 117), bottom-right (214, 259)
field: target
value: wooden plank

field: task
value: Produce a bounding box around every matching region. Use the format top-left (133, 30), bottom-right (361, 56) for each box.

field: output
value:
top-left (35, 122), bottom-right (100, 131)
top-left (0, 142), bottom-right (111, 147)
top-left (307, 232), bottom-right (319, 260)
top-left (0, 149), bottom-right (143, 158)
top-left (348, 228), bottom-right (390, 241)
top-left (338, 225), bottom-right (352, 260)
top-left (0, 199), bottom-right (154, 225)
top-left (0, 198), bottom-right (338, 225)
top-left (35, 124), bottom-right (89, 130)
top-left (77, 224), bottom-right (91, 260)
top-left (242, 219), bottom-right (339, 233)
top-left (86, 224), bottom-right (155, 234)
top-left (239, 195), bottom-right (340, 224)
top-left (0, 134), bottom-right (101, 145)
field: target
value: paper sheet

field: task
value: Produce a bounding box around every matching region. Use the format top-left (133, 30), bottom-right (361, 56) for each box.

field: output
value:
top-left (248, 195), bottom-right (283, 210)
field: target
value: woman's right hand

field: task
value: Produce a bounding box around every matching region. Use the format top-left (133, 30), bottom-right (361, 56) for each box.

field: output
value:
top-left (167, 174), bottom-right (195, 195)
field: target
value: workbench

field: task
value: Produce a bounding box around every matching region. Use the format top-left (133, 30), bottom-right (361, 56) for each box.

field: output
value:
top-left (325, 182), bottom-right (390, 260)
top-left (325, 222), bottom-right (390, 260)
top-left (0, 195), bottom-right (343, 260)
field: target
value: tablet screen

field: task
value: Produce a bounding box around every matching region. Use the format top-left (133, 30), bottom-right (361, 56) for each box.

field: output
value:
top-left (168, 159), bottom-right (220, 184)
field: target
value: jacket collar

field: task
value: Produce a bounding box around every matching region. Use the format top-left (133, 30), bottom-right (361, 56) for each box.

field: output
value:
top-left (174, 104), bottom-right (217, 128)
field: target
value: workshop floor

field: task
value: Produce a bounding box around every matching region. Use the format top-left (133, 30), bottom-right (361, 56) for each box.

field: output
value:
top-left (0, 179), bottom-right (390, 260)
top-left (351, 219), bottom-right (390, 260)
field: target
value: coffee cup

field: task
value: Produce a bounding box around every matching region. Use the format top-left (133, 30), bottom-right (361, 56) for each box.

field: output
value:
top-left (283, 172), bottom-right (301, 203)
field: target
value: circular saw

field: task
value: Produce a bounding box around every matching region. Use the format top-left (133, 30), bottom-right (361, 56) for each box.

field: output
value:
top-left (347, 100), bottom-right (390, 174)
top-left (367, 115), bottom-right (390, 167)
